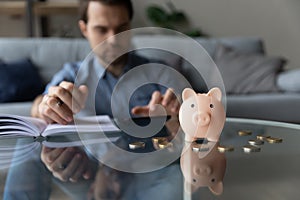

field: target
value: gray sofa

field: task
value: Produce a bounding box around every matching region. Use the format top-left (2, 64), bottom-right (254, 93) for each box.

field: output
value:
top-left (0, 36), bottom-right (299, 123)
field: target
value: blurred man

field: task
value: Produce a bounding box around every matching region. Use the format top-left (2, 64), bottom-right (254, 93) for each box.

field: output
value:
top-left (4, 0), bottom-right (185, 199)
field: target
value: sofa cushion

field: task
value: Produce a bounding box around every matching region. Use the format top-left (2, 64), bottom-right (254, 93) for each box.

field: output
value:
top-left (0, 38), bottom-right (91, 83)
top-left (227, 93), bottom-right (300, 123)
top-left (195, 37), bottom-right (265, 57)
top-left (132, 35), bottom-right (265, 57)
top-left (214, 44), bottom-right (285, 94)
top-left (277, 69), bottom-right (300, 92)
top-left (0, 59), bottom-right (44, 102)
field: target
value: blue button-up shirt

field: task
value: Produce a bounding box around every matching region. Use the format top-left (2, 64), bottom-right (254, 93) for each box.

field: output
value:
top-left (44, 52), bottom-right (188, 118)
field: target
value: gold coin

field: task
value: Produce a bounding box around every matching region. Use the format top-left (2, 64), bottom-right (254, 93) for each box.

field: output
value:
top-left (248, 139), bottom-right (264, 146)
top-left (129, 142), bottom-right (145, 150)
top-left (238, 130), bottom-right (252, 136)
top-left (192, 144), bottom-right (201, 152)
top-left (256, 135), bottom-right (271, 141)
top-left (192, 143), bottom-right (210, 152)
top-left (218, 145), bottom-right (234, 153)
top-left (266, 137), bottom-right (283, 144)
top-left (158, 141), bottom-right (173, 149)
top-left (243, 145), bottom-right (261, 153)
top-left (152, 137), bottom-right (168, 144)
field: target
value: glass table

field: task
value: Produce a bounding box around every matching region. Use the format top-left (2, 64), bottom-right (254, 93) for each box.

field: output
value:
top-left (0, 117), bottom-right (300, 200)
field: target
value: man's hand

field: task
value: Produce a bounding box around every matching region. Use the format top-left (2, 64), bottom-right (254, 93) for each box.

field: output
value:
top-left (36, 81), bottom-right (88, 124)
top-left (131, 88), bottom-right (180, 117)
top-left (41, 146), bottom-right (96, 182)
top-left (88, 166), bottom-right (130, 200)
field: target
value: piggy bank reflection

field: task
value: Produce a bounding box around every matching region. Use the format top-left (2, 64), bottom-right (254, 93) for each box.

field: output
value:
top-left (179, 87), bottom-right (225, 142)
top-left (180, 141), bottom-right (226, 195)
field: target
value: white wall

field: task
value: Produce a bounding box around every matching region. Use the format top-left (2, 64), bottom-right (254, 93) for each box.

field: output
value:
top-left (132, 0), bottom-right (300, 69)
top-left (1, 0), bottom-right (299, 69)
top-left (0, 15), bottom-right (27, 37)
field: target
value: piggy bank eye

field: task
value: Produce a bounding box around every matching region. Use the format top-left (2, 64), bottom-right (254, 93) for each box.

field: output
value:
top-left (191, 104), bottom-right (195, 108)
top-left (210, 104), bottom-right (214, 108)
top-left (211, 178), bottom-right (215, 183)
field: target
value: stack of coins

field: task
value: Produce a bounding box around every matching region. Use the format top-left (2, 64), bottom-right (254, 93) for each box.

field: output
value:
top-left (152, 137), bottom-right (173, 150)
top-left (129, 141), bottom-right (145, 150)
top-left (243, 144), bottom-right (261, 153)
top-left (192, 143), bottom-right (210, 152)
top-left (158, 141), bottom-right (173, 149)
top-left (152, 137), bottom-right (167, 144)
top-left (256, 135), bottom-right (283, 144)
top-left (256, 135), bottom-right (271, 141)
top-left (248, 139), bottom-right (264, 146)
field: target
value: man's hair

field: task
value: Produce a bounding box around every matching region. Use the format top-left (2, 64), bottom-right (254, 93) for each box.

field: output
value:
top-left (79, 0), bottom-right (133, 23)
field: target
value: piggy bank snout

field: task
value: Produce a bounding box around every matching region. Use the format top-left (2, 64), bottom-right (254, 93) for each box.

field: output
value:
top-left (193, 165), bottom-right (212, 176)
top-left (193, 112), bottom-right (211, 126)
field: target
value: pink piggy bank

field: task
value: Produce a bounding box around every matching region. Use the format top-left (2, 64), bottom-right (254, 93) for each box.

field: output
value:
top-left (179, 87), bottom-right (226, 142)
top-left (180, 141), bottom-right (226, 195)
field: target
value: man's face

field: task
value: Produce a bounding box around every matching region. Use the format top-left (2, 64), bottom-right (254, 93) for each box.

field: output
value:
top-left (79, 2), bottom-right (131, 66)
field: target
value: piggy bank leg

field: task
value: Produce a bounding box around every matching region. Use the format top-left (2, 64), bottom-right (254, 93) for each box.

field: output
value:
top-left (209, 181), bottom-right (223, 196)
top-left (184, 180), bottom-right (198, 194)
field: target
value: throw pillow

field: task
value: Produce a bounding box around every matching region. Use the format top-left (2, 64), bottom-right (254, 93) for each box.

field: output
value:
top-left (277, 69), bottom-right (300, 92)
top-left (214, 44), bottom-right (286, 94)
top-left (0, 59), bottom-right (44, 102)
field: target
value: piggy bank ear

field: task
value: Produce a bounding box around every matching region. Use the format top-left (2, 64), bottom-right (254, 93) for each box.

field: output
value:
top-left (184, 181), bottom-right (198, 194)
top-left (208, 87), bottom-right (222, 102)
top-left (182, 88), bottom-right (196, 101)
top-left (209, 181), bottom-right (223, 195)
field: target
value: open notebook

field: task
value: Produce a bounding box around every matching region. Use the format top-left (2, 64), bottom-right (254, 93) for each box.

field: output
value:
top-left (0, 114), bottom-right (172, 169)
top-left (0, 114), bottom-right (121, 148)
top-left (0, 114), bottom-right (122, 169)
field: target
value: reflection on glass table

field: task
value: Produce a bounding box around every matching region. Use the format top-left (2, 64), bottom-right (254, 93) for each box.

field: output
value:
top-left (0, 117), bottom-right (300, 200)
top-left (181, 141), bottom-right (226, 196)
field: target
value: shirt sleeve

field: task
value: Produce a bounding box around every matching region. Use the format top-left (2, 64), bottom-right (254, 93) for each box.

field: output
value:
top-left (43, 62), bottom-right (80, 94)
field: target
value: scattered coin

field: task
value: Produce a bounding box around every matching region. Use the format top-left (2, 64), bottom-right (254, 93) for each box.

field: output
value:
top-left (218, 145), bottom-right (234, 153)
top-left (192, 143), bottom-right (210, 152)
top-left (266, 137), bottom-right (283, 144)
top-left (152, 137), bottom-right (168, 144)
top-left (129, 141), bottom-right (145, 150)
top-left (238, 130), bottom-right (252, 136)
top-left (158, 141), bottom-right (173, 149)
top-left (243, 145), bottom-right (261, 153)
top-left (248, 139), bottom-right (264, 146)
top-left (256, 135), bottom-right (271, 141)
top-left (192, 144), bottom-right (201, 152)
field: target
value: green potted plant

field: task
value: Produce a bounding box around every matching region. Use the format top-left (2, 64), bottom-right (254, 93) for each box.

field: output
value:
top-left (146, 1), bottom-right (206, 37)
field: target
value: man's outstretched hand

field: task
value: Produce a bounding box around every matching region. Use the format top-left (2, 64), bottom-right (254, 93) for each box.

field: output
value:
top-left (131, 88), bottom-right (180, 117)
